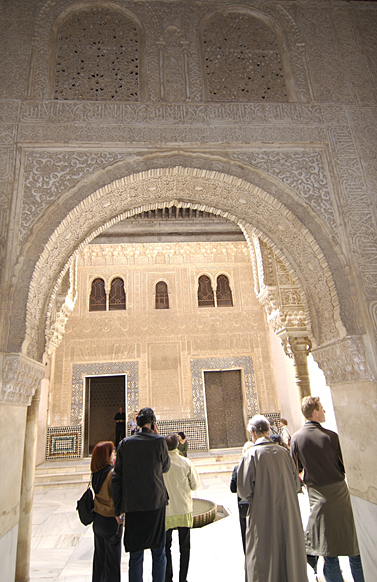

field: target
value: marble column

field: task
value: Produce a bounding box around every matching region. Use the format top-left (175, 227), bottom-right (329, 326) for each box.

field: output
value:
top-left (282, 335), bottom-right (312, 399)
top-left (16, 383), bottom-right (42, 582)
top-left (0, 352), bottom-right (45, 582)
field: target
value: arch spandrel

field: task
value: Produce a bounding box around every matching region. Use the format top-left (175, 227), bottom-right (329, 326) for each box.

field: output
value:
top-left (21, 166), bottom-right (349, 360)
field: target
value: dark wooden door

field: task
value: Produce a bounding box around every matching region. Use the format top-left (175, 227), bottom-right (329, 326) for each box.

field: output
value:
top-left (204, 369), bottom-right (246, 448)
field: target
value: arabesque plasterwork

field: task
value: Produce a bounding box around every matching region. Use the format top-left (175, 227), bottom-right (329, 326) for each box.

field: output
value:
top-left (0, 352), bottom-right (45, 406)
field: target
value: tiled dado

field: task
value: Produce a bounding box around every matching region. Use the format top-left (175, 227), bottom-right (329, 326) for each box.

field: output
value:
top-left (46, 426), bottom-right (82, 460)
top-left (47, 356), bottom-right (260, 458)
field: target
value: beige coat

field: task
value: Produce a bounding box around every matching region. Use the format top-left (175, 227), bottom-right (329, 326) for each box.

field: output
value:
top-left (237, 438), bottom-right (308, 582)
top-left (163, 449), bottom-right (200, 517)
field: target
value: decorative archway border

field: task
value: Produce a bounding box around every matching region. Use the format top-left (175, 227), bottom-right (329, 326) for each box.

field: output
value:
top-left (24, 166), bottom-right (345, 360)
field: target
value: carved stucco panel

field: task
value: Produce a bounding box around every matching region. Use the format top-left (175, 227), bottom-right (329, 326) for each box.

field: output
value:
top-left (297, 5), bottom-right (353, 103)
top-left (332, 6), bottom-right (377, 106)
top-left (312, 336), bottom-right (375, 385)
top-left (21, 151), bottom-right (126, 240)
top-left (0, 352), bottom-right (45, 406)
top-left (231, 151), bottom-right (336, 232)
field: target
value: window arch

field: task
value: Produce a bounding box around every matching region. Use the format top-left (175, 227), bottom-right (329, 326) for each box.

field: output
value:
top-left (53, 7), bottom-right (140, 101)
top-left (202, 11), bottom-right (288, 102)
top-left (216, 275), bottom-right (233, 307)
top-left (198, 275), bottom-right (215, 307)
top-left (89, 278), bottom-right (106, 311)
top-left (109, 277), bottom-right (126, 310)
top-left (155, 281), bottom-right (169, 309)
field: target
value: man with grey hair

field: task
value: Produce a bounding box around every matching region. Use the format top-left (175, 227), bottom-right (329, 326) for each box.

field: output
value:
top-left (237, 414), bottom-right (308, 582)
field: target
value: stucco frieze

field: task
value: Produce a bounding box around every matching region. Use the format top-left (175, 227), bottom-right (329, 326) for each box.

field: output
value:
top-left (312, 336), bottom-right (375, 385)
top-left (17, 125), bottom-right (330, 148)
top-left (19, 101), bottom-right (327, 125)
top-left (0, 352), bottom-right (45, 406)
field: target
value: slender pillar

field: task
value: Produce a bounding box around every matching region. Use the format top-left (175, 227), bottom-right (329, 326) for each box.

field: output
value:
top-left (16, 384), bottom-right (41, 582)
top-left (282, 336), bottom-right (312, 399)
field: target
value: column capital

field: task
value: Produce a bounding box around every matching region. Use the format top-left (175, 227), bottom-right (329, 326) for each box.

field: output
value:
top-left (0, 352), bottom-right (45, 406)
top-left (281, 335), bottom-right (312, 364)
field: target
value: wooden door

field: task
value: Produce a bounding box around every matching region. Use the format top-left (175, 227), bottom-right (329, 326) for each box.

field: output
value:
top-left (204, 369), bottom-right (246, 448)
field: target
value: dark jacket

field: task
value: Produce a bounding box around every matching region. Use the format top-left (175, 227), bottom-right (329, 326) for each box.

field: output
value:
top-left (112, 427), bottom-right (170, 515)
top-left (290, 421), bottom-right (344, 487)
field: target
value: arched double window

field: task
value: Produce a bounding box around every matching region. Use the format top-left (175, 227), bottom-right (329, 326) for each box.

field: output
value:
top-left (89, 278), bottom-right (106, 311)
top-left (109, 278), bottom-right (126, 310)
top-left (216, 275), bottom-right (233, 307)
top-left (155, 281), bottom-right (169, 309)
top-left (198, 275), bottom-right (215, 307)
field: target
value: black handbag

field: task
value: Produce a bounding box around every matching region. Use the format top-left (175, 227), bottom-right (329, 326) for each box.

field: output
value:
top-left (76, 483), bottom-right (94, 525)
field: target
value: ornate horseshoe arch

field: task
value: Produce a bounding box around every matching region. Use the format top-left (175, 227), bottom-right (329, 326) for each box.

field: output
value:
top-left (22, 165), bottom-right (346, 365)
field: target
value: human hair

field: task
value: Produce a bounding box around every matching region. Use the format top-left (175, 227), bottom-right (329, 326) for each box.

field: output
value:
top-left (91, 441), bottom-right (114, 473)
top-left (177, 431), bottom-right (186, 440)
top-left (248, 415), bottom-right (270, 436)
top-left (137, 407), bottom-right (156, 427)
top-left (165, 433), bottom-right (179, 451)
top-left (280, 418), bottom-right (288, 426)
top-left (301, 396), bottom-right (320, 419)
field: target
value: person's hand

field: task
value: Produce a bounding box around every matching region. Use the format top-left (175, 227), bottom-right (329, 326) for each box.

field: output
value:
top-left (152, 423), bottom-right (159, 434)
top-left (116, 515), bottom-right (124, 524)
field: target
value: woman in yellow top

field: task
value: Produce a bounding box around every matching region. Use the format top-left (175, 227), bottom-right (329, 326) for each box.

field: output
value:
top-left (91, 441), bottom-right (123, 582)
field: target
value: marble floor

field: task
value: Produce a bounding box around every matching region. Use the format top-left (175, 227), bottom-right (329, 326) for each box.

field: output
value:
top-left (30, 472), bottom-right (354, 582)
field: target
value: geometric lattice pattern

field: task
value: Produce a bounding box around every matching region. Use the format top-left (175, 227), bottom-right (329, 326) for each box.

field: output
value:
top-left (190, 356), bottom-right (259, 419)
top-left (54, 7), bottom-right (139, 101)
top-left (71, 361), bottom-right (139, 424)
top-left (202, 12), bottom-right (288, 102)
top-left (46, 426), bottom-right (82, 460)
top-left (129, 419), bottom-right (208, 451)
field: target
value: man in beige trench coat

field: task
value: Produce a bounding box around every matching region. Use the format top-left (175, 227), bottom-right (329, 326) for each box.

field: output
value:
top-left (237, 414), bottom-right (308, 582)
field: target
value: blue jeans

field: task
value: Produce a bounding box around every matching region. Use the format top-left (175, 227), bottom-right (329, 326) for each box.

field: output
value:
top-left (128, 534), bottom-right (166, 582)
top-left (324, 556), bottom-right (365, 582)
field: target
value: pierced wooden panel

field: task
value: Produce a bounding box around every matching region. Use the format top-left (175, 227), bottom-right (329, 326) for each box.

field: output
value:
top-left (109, 277), bottom-right (126, 310)
top-left (155, 281), bottom-right (169, 309)
top-left (216, 275), bottom-right (233, 306)
top-left (89, 278), bottom-right (106, 311)
top-left (198, 275), bottom-right (215, 307)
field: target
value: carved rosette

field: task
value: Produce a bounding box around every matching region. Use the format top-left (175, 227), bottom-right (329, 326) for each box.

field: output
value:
top-left (0, 352), bottom-right (45, 406)
top-left (312, 336), bottom-right (375, 385)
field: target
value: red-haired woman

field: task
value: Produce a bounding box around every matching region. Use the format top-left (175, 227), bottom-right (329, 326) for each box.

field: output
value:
top-left (91, 441), bottom-right (123, 582)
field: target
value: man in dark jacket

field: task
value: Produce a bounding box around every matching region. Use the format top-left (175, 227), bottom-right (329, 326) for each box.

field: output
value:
top-left (112, 407), bottom-right (170, 582)
top-left (291, 396), bottom-right (364, 582)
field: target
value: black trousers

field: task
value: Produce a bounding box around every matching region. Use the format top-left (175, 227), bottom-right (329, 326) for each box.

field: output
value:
top-left (92, 513), bottom-right (122, 582)
top-left (165, 527), bottom-right (190, 582)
